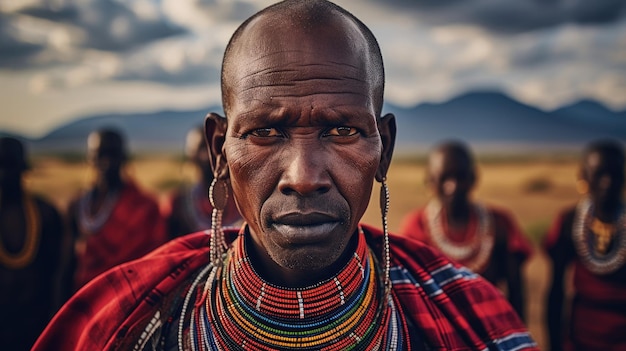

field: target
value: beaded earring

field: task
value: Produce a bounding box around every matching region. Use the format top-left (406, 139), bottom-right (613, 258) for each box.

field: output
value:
top-left (209, 177), bottom-right (229, 265)
top-left (380, 177), bottom-right (392, 295)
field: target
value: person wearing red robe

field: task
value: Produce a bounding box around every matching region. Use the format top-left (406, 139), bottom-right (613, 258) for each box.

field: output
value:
top-left (160, 127), bottom-right (242, 239)
top-left (34, 2), bottom-right (537, 349)
top-left (67, 128), bottom-right (167, 291)
top-left (544, 140), bottom-right (626, 351)
top-left (399, 141), bottom-right (533, 320)
top-left (0, 137), bottom-right (67, 351)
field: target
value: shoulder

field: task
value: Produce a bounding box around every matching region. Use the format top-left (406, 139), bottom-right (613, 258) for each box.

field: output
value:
top-left (67, 190), bottom-right (86, 213)
top-left (122, 181), bottom-right (161, 208)
top-left (487, 205), bottom-right (514, 220)
top-left (485, 205), bottom-right (520, 228)
top-left (543, 205), bottom-right (577, 250)
top-left (32, 195), bottom-right (61, 217)
top-left (382, 230), bottom-right (537, 349)
top-left (32, 232), bottom-right (214, 350)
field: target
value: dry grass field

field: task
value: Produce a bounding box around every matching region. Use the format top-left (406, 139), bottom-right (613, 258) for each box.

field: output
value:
top-left (25, 155), bottom-right (584, 349)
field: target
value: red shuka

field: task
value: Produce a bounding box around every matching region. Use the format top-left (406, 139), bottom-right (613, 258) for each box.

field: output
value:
top-left (33, 225), bottom-right (537, 350)
top-left (544, 207), bottom-right (626, 350)
top-left (398, 205), bottom-right (533, 271)
top-left (72, 182), bottom-right (167, 290)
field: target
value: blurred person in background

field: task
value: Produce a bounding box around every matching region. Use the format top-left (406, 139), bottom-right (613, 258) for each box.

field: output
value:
top-left (399, 140), bottom-right (533, 320)
top-left (544, 139), bottom-right (626, 351)
top-left (67, 128), bottom-right (167, 291)
top-left (0, 137), bottom-right (66, 351)
top-left (161, 126), bottom-right (241, 239)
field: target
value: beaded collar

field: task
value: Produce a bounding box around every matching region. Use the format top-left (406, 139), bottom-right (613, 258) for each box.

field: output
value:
top-left (77, 188), bottom-right (120, 234)
top-left (572, 197), bottom-right (626, 275)
top-left (184, 226), bottom-right (405, 350)
top-left (426, 200), bottom-right (494, 273)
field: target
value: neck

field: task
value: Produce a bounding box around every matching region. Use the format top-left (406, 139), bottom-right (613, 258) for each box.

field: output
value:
top-left (594, 197), bottom-right (622, 223)
top-left (94, 175), bottom-right (123, 195)
top-left (443, 199), bottom-right (471, 228)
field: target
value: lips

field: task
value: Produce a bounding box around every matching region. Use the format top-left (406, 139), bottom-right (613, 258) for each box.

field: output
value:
top-left (270, 212), bottom-right (342, 245)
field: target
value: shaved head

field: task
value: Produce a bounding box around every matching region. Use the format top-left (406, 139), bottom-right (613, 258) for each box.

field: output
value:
top-left (429, 140), bottom-right (476, 174)
top-left (221, 0), bottom-right (385, 117)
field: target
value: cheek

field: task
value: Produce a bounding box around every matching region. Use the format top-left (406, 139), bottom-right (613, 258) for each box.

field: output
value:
top-left (226, 142), bottom-right (279, 222)
top-left (332, 143), bottom-right (379, 214)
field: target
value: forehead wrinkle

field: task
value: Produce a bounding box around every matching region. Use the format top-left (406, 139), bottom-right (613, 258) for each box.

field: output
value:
top-left (234, 56), bottom-right (365, 83)
top-left (233, 101), bottom-right (373, 128)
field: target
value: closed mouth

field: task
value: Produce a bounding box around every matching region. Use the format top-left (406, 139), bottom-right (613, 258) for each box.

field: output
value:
top-left (270, 212), bottom-right (341, 245)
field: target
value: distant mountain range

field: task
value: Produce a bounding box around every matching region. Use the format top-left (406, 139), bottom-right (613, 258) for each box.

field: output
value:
top-left (2, 91), bottom-right (625, 157)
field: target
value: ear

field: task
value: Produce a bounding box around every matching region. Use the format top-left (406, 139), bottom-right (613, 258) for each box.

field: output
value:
top-left (204, 112), bottom-right (229, 180)
top-left (376, 113), bottom-right (396, 182)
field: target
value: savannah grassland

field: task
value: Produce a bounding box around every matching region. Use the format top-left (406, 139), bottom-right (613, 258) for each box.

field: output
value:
top-left (26, 154), bottom-right (584, 349)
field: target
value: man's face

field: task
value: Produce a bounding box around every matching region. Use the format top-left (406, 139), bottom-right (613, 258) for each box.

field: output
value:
top-left (583, 151), bottom-right (625, 206)
top-left (428, 151), bottom-right (475, 208)
top-left (87, 133), bottom-right (125, 182)
top-left (222, 17), bottom-right (382, 273)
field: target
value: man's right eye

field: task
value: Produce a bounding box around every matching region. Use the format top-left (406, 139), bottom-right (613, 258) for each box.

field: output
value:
top-left (250, 128), bottom-right (282, 137)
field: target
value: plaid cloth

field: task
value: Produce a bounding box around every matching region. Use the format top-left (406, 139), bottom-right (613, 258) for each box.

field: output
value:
top-left (33, 224), bottom-right (537, 350)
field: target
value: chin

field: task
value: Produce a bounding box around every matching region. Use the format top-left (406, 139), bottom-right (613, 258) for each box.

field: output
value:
top-left (271, 245), bottom-right (343, 272)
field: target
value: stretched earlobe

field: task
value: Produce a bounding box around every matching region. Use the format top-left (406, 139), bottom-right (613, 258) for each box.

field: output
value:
top-left (204, 112), bottom-right (229, 180)
top-left (376, 113), bottom-right (396, 183)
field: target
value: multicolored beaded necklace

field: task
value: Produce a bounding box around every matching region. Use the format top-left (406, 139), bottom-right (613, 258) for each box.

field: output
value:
top-left (573, 197), bottom-right (626, 275)
top-left (426, 200), bottom-right (494, 273)
top-left (186, 228), bottom-right (406, 350)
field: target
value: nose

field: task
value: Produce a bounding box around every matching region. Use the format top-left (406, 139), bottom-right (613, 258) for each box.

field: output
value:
top-left (278, 144), bottom-right (332, 197)
top-left (442, 179), bottom-right (458, 196)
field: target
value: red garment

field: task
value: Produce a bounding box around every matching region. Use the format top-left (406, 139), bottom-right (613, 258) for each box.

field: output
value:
top-left (33, 224), bottom-right (537, 350)
top-left (398, 205), bottom-right (533, 277)
top-left (71, 182), bottom-right (167, 290)
top-left (544, 208), bottom-right (626, 350)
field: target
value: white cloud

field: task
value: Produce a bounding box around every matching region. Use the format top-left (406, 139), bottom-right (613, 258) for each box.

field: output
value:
top-left (1, 0), bottom-right (625, 137)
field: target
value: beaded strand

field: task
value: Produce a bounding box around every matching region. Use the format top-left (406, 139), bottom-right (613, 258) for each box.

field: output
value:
top-left (191, 227), bottom-right (403, 350)
top-left (572, 197), bottom-right (626, 275)
top-left (426, 200), bottom-right (494, 273)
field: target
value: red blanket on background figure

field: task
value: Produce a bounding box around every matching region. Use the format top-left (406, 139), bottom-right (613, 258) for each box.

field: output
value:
top-left (398, 205), bottom-right (534, 320)
top-left (398, 206), bottom-right (533, 277)
top-left (544, 208), bottom-right (626, 351)
top-left (72, 182), bottom-right (167, 290)
top-left (32, 224), bottom-right (537, 351)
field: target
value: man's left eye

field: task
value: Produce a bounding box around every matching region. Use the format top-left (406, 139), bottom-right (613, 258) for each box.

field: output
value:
top-left (324, 127), bottom-right (359, 137)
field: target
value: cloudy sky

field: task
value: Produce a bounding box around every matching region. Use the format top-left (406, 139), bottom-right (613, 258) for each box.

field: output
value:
top-left (1, 0), bottom-right (625, 138)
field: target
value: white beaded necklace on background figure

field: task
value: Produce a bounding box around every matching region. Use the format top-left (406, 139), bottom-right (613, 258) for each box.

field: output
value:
top-left (426, 200), bottom-right (494, 273)
top-left (78, 189), bottom-right (120, 234)
top-left (572, 197), bottom-right (626, 275)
